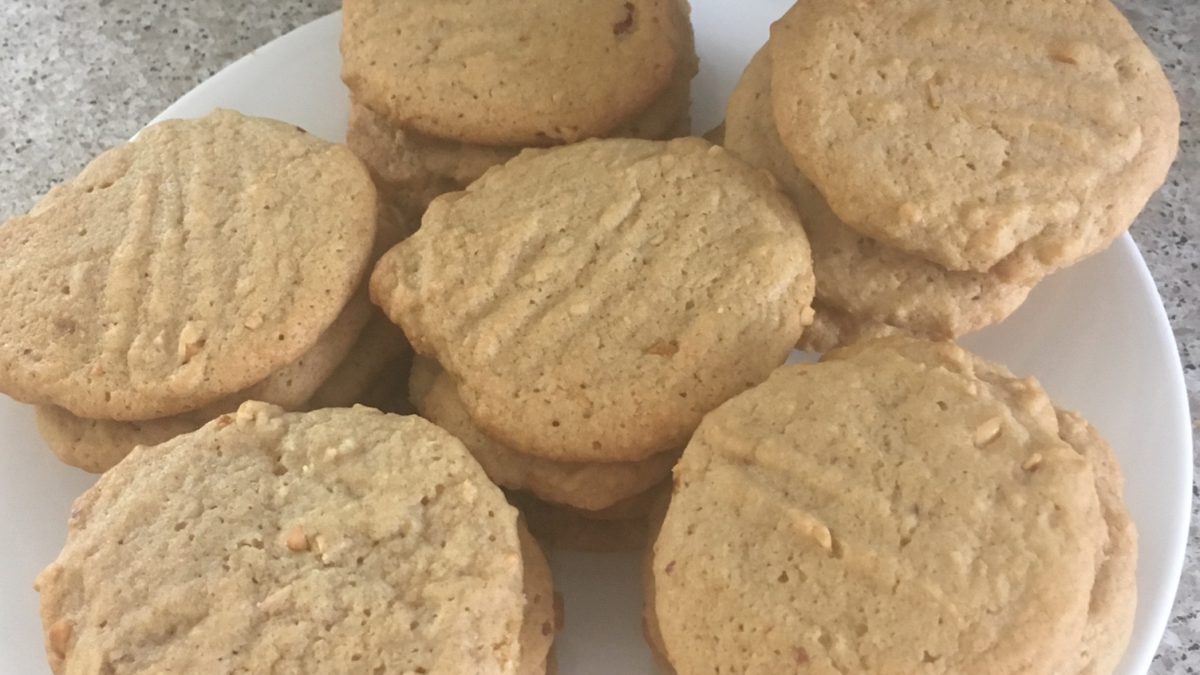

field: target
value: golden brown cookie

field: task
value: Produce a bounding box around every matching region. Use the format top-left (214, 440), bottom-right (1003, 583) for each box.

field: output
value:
top-left (727, 49), bottom-right (1037, 340)
top-left (35, 290), bottom-right (377, 473)
top-left (35, 183), bottom-right (417, 473)
top-left (409, 357), bottom-right (679, 511)
top-left (345, 17), bottom-right (697, 213)
top-left (36, 403), bottom-right (527, 674)
top-left (653, 337), bottom-right (1106, 673)
top-left (0, 110), bottom-right (377, 420)
top-left (769, 0), bottom-right (1179, 280)
top-left (341, 0), bottom-right (687, 146)
top-left (372, 138), bottom-right (815, 463)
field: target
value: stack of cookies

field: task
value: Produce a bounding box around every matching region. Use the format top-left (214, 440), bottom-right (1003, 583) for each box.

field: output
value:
top-left (340, 0), bottom-right (698, 213)
top-left (371, 136), bottom-right (817, 550)
top-left (648, 336), bottom-right (1137, 673)
top-left (723, 0), bottom-right (1178, 352)
top-left (4, 0), bottom-right (1177, 670)
top-left (0, 110), bottom-right (410, 473)
top-left (36, 403), bottom-right (558, 673)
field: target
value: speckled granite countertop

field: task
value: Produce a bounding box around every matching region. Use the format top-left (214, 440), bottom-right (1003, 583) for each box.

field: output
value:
top-left (0, 0), bottom-right (1196, 671)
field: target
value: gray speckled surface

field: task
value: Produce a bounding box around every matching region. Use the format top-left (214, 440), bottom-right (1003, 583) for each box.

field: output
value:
top-left (0, 0), bottom-right (1196, 671)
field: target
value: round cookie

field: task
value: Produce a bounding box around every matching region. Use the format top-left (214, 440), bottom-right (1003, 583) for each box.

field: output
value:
top-left (640, 408), bottom-right (1138, 675)
top-left (346, 21), bottom-right (697, 214)
top-left (341, 0), bottom-right (686, 146)
top-left (36, 290), bottom-right (377, 473)
top-left (727, 49), bottom-right (1037, 338)
top-left (652, 337), bottom-right (1105, 674)
top-left (372, 137), bottom-right (815, 462)
top-left (517, 523), bottom-right (558, 675)
top-left (769, 0), bottom-right (1179, 280)
top-left (0, 110), bottom-right (377, 421)
top-left (36, 403), bottom-right (528, 674)
top-left (509, 491), bottom-right (650, 553)
top-left (409, 357), bottom-right (679, 511)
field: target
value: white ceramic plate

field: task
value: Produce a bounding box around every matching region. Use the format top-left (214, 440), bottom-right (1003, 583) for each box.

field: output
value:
top-left (1, 4), bottom-right (1191, 674)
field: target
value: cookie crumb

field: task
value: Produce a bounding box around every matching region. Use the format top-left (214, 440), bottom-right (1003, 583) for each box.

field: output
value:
top-left (176, 321), bottom-right (207, 364)
top-left (897, 202), bottom-right (923, 226)
top-left (48, 619), bottom-right (72, 657)
top-left (1050, 42), bottom-right (1086, 65)
top-left (973, 417), bottom-right (1002, 446)
top-left (925, 79), bottom-right (943, 109)
top-left (644, 339), bottom-right (679, 357)
top-left (285, 526), bottom-right (309, 552)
